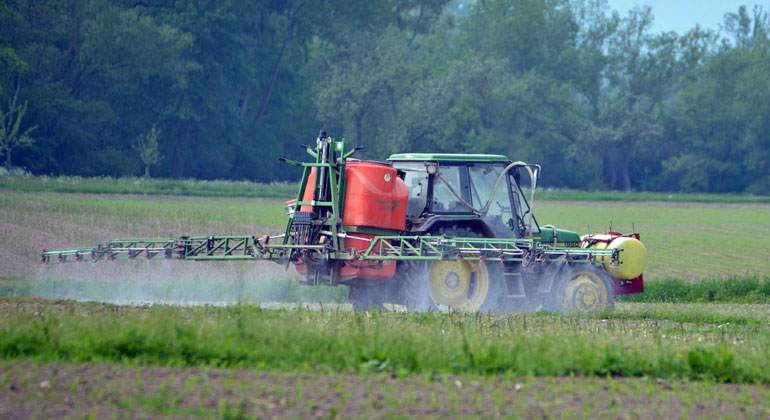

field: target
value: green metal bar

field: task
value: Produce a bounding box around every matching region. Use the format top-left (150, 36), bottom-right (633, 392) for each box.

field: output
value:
top-left (296, 201), bottom-right (334, 206)
top-left (110, 238), bottom-right (175, 242)
top-left (43, 233), bottom-right (617, 267)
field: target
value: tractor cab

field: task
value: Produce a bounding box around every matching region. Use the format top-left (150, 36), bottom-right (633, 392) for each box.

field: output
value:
top-left (387, 153), bottom-right (540, 238)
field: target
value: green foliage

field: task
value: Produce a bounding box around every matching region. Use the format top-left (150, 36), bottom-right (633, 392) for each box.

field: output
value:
top-left (4, 175), bottom-right (770, 204)
top-left (134, 125), bottom-right (163, 178)
top-left (1, 300), bottom-right (769, 384)
top-left (662, 8), bottom-right (770, 194)
top-left (0, 85), bottom-right (36, 170)
top-left (1, 0), bottom-right (769, 192)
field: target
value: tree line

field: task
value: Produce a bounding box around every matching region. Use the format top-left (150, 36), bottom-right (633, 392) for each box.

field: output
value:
top-left (1, 0), bottom-right (768, 194)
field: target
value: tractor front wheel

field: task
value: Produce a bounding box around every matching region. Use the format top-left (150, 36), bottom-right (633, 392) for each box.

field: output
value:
top-left (399, 225), bottom-right (502, 313)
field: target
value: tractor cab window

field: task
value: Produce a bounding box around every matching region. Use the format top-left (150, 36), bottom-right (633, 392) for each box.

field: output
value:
top-left (395, 162), bottom-right (429, 218)
top-left (512, 172), bottom-right (540, 236)
top-left (468, 164), bottom-right (516, 237)
top-left (432, 165), bottom-right (469, 213)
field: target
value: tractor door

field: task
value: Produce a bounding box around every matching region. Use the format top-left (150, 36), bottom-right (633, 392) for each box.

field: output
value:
top-left (467, 164), bottom-right (517, 238)
top-left (430, 165), bottom-right (473, 213)
top-left (397, 162), bottom-right (430, 219)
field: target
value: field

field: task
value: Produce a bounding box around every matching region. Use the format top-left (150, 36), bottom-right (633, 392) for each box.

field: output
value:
top-left (2, 188), bottom-right (769, 282)
top-left (1, 184), bottom-right (770, 418)
top-left (2, 299), bottom-right (770, 418)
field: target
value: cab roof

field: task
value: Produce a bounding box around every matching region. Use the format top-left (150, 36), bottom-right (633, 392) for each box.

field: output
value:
top-left (387, 153), bottom-right (509, 163)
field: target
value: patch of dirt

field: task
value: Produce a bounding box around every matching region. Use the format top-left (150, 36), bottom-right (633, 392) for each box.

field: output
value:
top-left (1, 361), bottom-right (768, 419)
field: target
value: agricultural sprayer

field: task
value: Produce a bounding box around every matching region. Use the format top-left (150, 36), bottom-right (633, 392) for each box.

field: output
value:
top-left (42, 131), bottom-right (647, 312)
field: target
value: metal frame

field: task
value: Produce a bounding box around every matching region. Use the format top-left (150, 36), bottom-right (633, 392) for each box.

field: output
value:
top-left (43, 233), bottom-right (618, 268)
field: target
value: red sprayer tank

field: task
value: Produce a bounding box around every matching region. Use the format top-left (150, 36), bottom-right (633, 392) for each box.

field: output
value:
top-left (340, 160), bottom-right (408, 279)
top-left (342, 161), bottom-right (408, 231)
top-left (295, 160), bottom-right (408, 279)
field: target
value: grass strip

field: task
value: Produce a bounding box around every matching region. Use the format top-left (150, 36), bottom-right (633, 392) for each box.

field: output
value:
top-left (3, 175), bottom-right (770, 203)
top-left (619, 277), bottom-right (770, 304)
top-left (0, 176), bottom-right (297, 198)
top-left (537, 189), bottom-right (770, 203)
top-left (1, 301), bottom-right (768, 384)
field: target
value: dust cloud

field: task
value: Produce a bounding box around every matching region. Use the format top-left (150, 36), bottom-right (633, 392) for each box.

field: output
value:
top-left (30, 260), bottom-right (349, 308)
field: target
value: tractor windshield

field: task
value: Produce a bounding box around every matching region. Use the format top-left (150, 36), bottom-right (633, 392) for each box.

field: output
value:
top-left (468, 164), bottom-right (516, 237)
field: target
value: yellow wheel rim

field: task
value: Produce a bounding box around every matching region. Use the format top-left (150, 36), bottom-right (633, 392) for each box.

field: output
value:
top-left (428, 260), bottom-right (490, 312)
top-left (561, 269), bottom-right (609, 313)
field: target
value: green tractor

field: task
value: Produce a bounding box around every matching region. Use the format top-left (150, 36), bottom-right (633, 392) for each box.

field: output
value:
top-left (347, 152), bottom-right (645, 312)
top-left (43, 132), bottom-right (647, 313)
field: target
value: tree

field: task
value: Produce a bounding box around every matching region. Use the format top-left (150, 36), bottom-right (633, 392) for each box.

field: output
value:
top-left (0, 3), bottom-right (29, 94)
top-left (134, 125), bottom-right (163, 179)
top-left (0, 85), bottom-right (36, 171)
top-left (663, 6), bottom-right (770, 193)
top-left (309, 27), bottom-right (415, 157)
top-left (573, 6), bottom-right (686, 191)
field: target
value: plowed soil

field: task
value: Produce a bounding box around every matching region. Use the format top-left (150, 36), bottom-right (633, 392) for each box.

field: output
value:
top-left (1, 361), bottom-right (768, 419)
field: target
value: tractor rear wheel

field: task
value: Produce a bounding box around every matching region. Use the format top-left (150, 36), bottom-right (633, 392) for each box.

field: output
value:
top-left (400, 225), bottom-right (503, 313)
top-left (348, 283), bottom-right (385, 311)
top-left (557, 264), bottom-right (615, 312)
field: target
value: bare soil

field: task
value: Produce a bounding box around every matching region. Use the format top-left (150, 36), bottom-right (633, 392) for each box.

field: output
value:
top-left (1, 360), bottom-right (768, 419)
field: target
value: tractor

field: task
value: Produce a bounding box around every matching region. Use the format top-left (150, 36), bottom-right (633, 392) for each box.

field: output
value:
top-left (42, 131), bottom-right (647, 313)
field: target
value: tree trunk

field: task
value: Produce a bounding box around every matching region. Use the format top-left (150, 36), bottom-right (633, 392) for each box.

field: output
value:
top-left (253, 5), bottom-right (301, 122)
top-left (144, 165), bottom-right (150, 179)
top-left (622, 163), bottom-right (632, 192)
top-left (5, 150), bottom-right (10, 171)
top-left (172, 121), bottom-right (191, 178)
top-left (355, 113), bottom-right (364, 159)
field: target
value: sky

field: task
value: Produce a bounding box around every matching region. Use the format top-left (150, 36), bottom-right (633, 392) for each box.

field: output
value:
top-left (608, 0), bottom-right (767, 34)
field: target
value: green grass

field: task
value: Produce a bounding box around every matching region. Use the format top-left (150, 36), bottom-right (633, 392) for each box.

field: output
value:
top-left (0, 191), bottom-right (287, 260)
top-left (1, 299), bottom-right (768, 384)
top-left (536, 188), bottom-right (770, 204)
top-left (0, 175), bottom-right (298, 198)
top-left (3, 174), bottom-right (770, 203)
top-left (620, 277), bottom-right (770, 304)
top-left (535, 201), bottom-right (770, 280)
top-left (3, 190), bottom-right (770, 281)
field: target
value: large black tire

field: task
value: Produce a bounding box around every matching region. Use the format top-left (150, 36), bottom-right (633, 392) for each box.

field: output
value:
top-left (555, 263), bottom-right (615, 313)
top-left (348, 283), bottom-right (385, 311)
top-left (399, 260), bottom-right (432, 311)
top-left (399, 225), bottom-right (503, 313)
